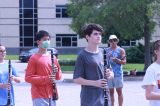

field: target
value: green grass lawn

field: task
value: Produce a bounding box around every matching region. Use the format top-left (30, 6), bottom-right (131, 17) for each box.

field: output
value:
top-left (58, 55), bottom-right (145, 72)
top-left (61, 66), bottom-right (75, 72)
top-left (58, 54), bottom-right (77, 60)
top-left (5, 55), bottom-right (19, 60)
top-left (61, 63), bottom-right (144, 72)
top-left (5, 55), bottom-right (144, 72)
top-left (123, 63), bottom-right (144, 72)
top-left (59, 55), bottom-right (145, 72)
top-left (5, 54), bottom-right (78, 60)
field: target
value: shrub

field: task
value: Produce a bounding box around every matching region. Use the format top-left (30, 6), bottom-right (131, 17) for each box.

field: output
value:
top-left (58, 59), bottom-right (76, 66)
top-left (126, 43), bottom-right (144, 63)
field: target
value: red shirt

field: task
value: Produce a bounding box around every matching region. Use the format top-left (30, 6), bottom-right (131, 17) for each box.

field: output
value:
top-left (25, 53), bottom-right (62, 99)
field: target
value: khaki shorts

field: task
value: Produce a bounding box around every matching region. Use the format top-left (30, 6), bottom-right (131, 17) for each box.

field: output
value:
top-left (108, 76), bottom-right (123, 88)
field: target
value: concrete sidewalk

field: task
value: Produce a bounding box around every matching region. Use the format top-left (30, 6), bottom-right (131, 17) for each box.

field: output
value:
top-left (14, 76), bottom-right (148, 106)
top-left (10, 61), bottom-right (148, 106)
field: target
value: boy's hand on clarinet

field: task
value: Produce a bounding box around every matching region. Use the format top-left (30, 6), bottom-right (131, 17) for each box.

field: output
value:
top-left (50, 66), bottom-right (58, 82)
top-left (49, 66), bottom-right (58, 81)
top-left (53, 66), bottom-right (58, 73)
top-left (95, 79), bottom-right (108, 89)
top-left (49, 74), bottom-right (56, 82)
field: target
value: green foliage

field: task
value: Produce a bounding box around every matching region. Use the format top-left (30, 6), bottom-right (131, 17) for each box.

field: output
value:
top-left (61, 63), bottom-right (144, 72)
top-left (58, 54), bottom-right (77, 60)
top-left (58, 55), bottom-right (77, 66)
top-left (68, 0), bottom-right (160, 70)
top-left (59, 58), bottom-right (144, 72)
top-left (59, 59), bottom-right (76, 66)
top-left (126, 44), bottom-right (144, 63)
top-left (68, 0), bottom-right (157, 41)
top-left (61, 66), bottom-right (75, 72)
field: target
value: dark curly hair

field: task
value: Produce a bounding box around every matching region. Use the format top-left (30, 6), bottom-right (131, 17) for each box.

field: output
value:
top-left (82, 23), bottom-right (103, 37)
top-left (153, 40), bottom-right (160, 61)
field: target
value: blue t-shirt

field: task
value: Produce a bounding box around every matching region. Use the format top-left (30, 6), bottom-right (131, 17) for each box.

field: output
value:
top-left (0, 62), bottom-right (19, 105)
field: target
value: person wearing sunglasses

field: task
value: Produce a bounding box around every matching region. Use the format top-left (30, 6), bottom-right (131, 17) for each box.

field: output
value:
top-left (0, 44), bottom-right (21, 106)
top-left (106, 35), bottom-right (126, 106)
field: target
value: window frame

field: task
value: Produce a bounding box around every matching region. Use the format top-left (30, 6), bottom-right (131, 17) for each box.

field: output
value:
top-left (56, 34), bottom-right (78, 47)
top-left (56, 5), bottom-right (69, 18)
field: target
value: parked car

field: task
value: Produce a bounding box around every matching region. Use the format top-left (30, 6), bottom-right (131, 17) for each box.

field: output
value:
top-left (19, 48), bottom-right (58, 62)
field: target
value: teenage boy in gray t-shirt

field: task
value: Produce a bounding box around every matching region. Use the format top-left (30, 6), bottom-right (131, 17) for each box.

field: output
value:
top-left (73, 23), bottom-right (114, 106)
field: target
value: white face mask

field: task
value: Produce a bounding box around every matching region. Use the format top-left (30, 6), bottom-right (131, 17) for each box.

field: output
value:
top-left (41, 40), bottom-right (50, 49)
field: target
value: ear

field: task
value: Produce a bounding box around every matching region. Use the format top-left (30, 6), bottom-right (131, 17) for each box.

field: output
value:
top-left (108, 40), bottom-right (110, 43)
top-left (154, 50), bottom-right (158, 55)
top-left (86, 35), bottom-right (89, 40)
top-left (36, 40), bottom-right (40, 45)
top-left (117, 38), bottom-right (119, 43)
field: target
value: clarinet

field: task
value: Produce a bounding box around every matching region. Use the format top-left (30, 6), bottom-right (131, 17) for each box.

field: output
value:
top-left (6, 59), bottom-right (11, 106)
top-left (50, 50), bottom-right (58, 100)
top-left (103, 49), bottom-right (111, 106)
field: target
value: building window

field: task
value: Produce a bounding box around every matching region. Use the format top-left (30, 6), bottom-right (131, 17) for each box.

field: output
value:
top-left (56, 5), bottom-right (69, 18)
top-left (121, 40), bottom-right (136, 46)
top-left (130, 41), bottom-right (136, 46)
top-left (56, 34), bottom-right (77, 47)
top-left (19, 0), bottom-right (38, 48)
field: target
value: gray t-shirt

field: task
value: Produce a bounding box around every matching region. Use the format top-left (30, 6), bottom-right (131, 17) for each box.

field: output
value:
top-left (73, 48), bottom-right (105, 106)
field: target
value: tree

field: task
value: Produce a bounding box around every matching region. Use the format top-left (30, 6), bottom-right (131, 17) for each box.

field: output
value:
top-left (68, 0), bottom-right (160, 71)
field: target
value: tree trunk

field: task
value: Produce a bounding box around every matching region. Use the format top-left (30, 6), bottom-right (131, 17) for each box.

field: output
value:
top-left (143, 13), bottom-right (151, 71)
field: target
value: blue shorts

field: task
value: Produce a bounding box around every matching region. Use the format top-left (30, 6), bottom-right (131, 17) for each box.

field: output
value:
top-left (108, 76), bottom-right (123, 88)
top-left (33, 98), bottom-right (56, 106)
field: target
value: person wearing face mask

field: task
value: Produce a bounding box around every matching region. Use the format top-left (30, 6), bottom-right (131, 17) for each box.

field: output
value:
top-left (25, 30), bottom-right (62, 106)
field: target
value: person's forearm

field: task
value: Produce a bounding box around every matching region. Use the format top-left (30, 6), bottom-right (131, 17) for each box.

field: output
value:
top-left (119, 60), bottom-right (126, 65)
top-left (146, 92), bottom-right (160, 100)
top-left (25, 75), bottom-right (50, 85)
top-left (73, 77), bottom-right (96, 87)
top-left (13, 77), bottom-right (21, 83)
top-left (0, 83), bottom-right (3, 88)
top-left (0, 83), bottom-right (7, 88)
top-left (115, 58), bottom-right (126, 65)
top-left (113, 53), bottom-right (126, 65)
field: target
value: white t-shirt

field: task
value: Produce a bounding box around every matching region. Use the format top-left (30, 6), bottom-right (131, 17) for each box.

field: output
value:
top-left (142, 62), bottom-right (160, 106)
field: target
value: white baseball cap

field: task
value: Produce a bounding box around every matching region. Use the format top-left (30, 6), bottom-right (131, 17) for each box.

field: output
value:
top-left (108, 35), bottom-right (119, 42)
top-left (109, 35), bottom-right (118, 40)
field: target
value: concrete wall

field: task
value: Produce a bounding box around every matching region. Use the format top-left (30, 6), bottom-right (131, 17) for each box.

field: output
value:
top-left (38, 0), bottom-right (78, 47)
top-left (0, 0), bottom-right (19, 47)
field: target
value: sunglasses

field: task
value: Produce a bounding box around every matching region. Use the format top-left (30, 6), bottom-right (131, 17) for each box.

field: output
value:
top-left (109, 39), bottom-right (117, 42)
top-left (0, 50), bottom-right (6, 54)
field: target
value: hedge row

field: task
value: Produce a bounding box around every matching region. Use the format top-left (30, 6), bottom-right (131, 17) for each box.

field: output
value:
top-left (58, 59), bottom-right (76, 66)
top-left (59, 44), bottom-right (147, 65)
top-left (126, 43), bottom-right (145, 63)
